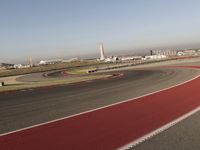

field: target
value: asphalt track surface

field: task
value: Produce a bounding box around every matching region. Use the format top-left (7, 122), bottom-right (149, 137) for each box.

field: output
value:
top-left (1, 66), bottom-right (200, 149)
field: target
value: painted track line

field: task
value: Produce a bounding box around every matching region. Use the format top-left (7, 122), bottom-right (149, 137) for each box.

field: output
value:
top-left (1, 69), bottom-right (200, 137)
top-left (118, 106), bottom-right (200, 150)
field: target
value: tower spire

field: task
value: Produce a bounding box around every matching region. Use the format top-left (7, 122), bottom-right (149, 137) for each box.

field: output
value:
top-left (100, 43), bottom-right (106, 60)
top-left (29, 56), bottom-right (33, 67)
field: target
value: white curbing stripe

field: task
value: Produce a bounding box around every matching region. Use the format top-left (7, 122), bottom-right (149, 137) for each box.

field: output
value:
top-left (118, 106), bottom-right (200, 150)
top-left (0, 71), bottom-right (200, 137)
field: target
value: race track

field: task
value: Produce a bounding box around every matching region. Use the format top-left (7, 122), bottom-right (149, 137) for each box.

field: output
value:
top-left (0, 66), bottom-right (200, 150)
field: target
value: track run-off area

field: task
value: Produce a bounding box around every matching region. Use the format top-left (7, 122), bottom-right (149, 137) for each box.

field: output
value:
top-left (1, 65), bottom-right (200, 150)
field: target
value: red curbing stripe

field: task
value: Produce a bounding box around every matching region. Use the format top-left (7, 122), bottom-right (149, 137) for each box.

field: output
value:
top-left (161, 65), bottom-right (200, 69)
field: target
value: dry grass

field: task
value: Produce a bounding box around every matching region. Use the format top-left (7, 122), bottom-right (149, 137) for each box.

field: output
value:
top-left (0, 60), bottom-right (106, 77)
top-left (0, 68), bottom-right (8, 73)
top-left (66, 67), bottom-right (97, 75)
top-left (0, 74), bottom-right (111, 92)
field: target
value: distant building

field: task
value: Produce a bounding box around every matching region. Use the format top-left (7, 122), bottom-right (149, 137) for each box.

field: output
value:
top-left (144, 55), bottom-right (167, 60)
top-left (177, 51), bottom-right (184, 56)
top-left (14, 64), bottom-right (30, 69)
top-left (39, 59), bottom-right (63, 65)
top-left (14, 64), bottom-right (22, 69)
top-left (62, 57), bottom-right (80, 62)
top-left (105, 56), bottom-right (119, 63)
top-left (177, 50), bottom-right (197, 56)
top-left (121, 56), bottom-right (142, 61)
top-left (153, 50), bottom-right (177, 56)
top-left (182, 50), bottom-right (197, 55)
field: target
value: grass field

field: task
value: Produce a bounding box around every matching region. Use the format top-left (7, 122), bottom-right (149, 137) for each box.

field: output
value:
top-left (0, 68), bottom-right (8, 73)
top-left (0, 74), bottom-right (111, 93)
top-left (66, 67), bottom-right (97, 75)
top-left (0, 60), bottom-right (107, 77)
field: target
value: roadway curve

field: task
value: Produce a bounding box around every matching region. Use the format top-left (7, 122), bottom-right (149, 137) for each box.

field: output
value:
top-left (0, 66), bottom-right (200, 150)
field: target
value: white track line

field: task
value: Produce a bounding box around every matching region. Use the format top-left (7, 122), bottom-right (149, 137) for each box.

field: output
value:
top-left (118, 106), bottom-right (200, 150)
top-left (1, 71), bottom-right (200, 138)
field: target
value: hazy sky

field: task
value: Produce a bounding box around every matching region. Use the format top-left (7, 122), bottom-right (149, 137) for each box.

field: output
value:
top-left (1, 0), bottom-right (200, 63)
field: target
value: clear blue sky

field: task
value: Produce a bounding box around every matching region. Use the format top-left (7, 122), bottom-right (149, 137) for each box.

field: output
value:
top-left (1, 0), bottom-right (200, 63)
